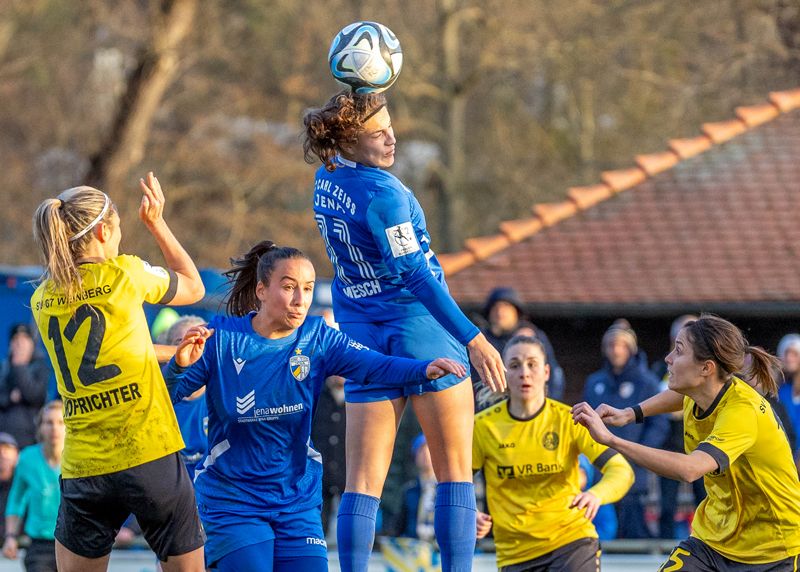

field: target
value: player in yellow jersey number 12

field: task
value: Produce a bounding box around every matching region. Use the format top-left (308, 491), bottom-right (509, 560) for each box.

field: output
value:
top-left (31, 173), bottom-right (206, 572)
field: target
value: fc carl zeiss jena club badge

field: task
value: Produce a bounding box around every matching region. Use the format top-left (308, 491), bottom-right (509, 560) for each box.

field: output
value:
top-left (290, 350), bottom-right (310, 381)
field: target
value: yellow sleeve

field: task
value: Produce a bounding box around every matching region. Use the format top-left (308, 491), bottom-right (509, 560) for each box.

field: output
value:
top-left (120, 255), bottom-right (178, 305)
top-left (587, 453), bottom-right (635, 504)
top-left (472, 418), bottom-right (486, 472)
top-left (696, 400), bottom-right (757, 473)
top-left (573, 415), bottom-right (613, 466)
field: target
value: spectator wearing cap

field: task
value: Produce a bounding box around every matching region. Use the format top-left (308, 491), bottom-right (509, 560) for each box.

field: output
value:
top-left (583, 319), bottom-right (669, 539)
top-left (0, 433), bottom-right (19, 539)
top-left (479, 287), bottom-right (565, 403)
top-left (390, 434), bottom-right (437, 542)
top-left (777, 334), bottom-right (800, 463)
top-left (0, 325), bottom-right (50, 448)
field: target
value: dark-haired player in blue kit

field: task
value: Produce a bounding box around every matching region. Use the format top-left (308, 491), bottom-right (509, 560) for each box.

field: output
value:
top-left (164, 241), bottom-right (466, 572)
top-left (304, 91), bottom-right (507, 572)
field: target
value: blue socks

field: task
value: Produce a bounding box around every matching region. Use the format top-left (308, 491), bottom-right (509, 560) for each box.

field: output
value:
top-left (337, 484), bottom-right (476, 572)
top-left (337, 492), bottom-right (380, 572)
top-left (434, 481), bottom-right (477, 572)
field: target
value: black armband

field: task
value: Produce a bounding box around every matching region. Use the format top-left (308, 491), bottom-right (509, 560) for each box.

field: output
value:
top-left (632, 404), bottom-right (644, 424)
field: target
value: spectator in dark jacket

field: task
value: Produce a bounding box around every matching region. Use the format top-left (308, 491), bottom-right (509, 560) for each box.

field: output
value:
top-left (583, 319), bottom-right (669, 539)
top-left (478, 287), bottom-right (565, 403)
top-left (0, 324), bottom-right (50, 448)
top-left (311, 375), bottom-right (347, 538)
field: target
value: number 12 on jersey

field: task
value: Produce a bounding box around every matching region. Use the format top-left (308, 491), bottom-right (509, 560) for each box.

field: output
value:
top-left (47, 303), bottom-right (121, 393)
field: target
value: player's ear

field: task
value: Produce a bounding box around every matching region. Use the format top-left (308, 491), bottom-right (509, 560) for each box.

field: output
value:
top-left (700, 359), bottom-right (717, 378)
top-left (255, 279), bottom-right (268, 305)
top-left (94, 220), bottom-right (111, 243)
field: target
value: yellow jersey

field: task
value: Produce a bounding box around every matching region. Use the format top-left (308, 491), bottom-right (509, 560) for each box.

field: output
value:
top-left (473, 398), bottom-right (628, 567)
top-left (684, 377), bottom-right (800, 563)
top-left (32, 255), bottom-right (184, 478)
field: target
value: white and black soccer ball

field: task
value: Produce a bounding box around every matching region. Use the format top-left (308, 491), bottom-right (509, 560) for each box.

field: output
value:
top-left (328, 21), bottom-right (403, 94)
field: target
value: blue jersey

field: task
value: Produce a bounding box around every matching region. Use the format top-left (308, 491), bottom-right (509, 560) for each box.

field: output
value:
top-left (313, 157), bottom-right (479, 345)
top-left (163, 314), bottom-right (430, 515)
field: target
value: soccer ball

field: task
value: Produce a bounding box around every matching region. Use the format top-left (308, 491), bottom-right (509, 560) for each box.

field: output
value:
top-left (328, 21), bottom-right (403, 94)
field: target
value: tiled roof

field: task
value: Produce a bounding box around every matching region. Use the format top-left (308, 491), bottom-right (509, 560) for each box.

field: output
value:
top-left (442, 88), bottom-right (800, 312)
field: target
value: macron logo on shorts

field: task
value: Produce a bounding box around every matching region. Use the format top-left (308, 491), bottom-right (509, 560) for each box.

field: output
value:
top-left (236, 390), bottom-right (255, 414)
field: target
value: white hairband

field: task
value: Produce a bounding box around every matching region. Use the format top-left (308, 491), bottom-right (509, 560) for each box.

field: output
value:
top-left (69, 194), bottom-right (110, 242)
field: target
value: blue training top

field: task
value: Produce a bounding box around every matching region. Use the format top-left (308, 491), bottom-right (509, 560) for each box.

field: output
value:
top-left (163, 314), bottom-right (431, 515)
top-left (313, 156), bottom-right (479, 346)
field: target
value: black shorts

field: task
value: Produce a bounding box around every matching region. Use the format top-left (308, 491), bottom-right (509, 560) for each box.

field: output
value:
top-left (55, 452), bottom-right (205, 561)
top-left (659, 537), bottom-right (800, 572)
top-left (500, 537), bottom-right (601, 572)
top-left (24, 539), bottom-right (56, 572)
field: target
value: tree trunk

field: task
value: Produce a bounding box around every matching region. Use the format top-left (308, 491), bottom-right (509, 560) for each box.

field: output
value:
top-left (86, 0), bottom-right (198, 197)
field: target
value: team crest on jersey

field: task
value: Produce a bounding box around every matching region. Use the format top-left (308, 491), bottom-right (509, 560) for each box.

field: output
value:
top-left (542, 431), bottom-right (559, 450)
top-left (290, 349), bottom-right (311, 381)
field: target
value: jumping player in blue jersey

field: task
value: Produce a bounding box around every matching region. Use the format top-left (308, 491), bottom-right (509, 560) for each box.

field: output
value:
top-left (304, 91), bottom-right (507, 572)
top-left (163, 241), bottom-right (466, 572)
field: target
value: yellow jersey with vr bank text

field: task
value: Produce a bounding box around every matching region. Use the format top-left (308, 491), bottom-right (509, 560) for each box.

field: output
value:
top-left (473, 399), bottom-right (631, 568)
top-left (32, 255), bottom-right (184, 478)
top-left (684, 376), bottom-right (800, 564)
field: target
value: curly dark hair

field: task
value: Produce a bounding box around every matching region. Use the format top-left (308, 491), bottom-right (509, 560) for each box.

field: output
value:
top-left (302, 91), bottom-right (387, 171)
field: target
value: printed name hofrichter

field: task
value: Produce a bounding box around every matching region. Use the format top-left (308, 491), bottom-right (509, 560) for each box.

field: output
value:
top-left (63, 383), bottom-right (142, 419)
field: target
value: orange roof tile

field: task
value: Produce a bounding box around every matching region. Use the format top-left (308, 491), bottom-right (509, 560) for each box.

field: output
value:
top-left (769, 88), bottom-right (800, 112)
top-left (701, 119), bottom-right (747, 143)
top-left (533, 201), bottom-right (579, 226)
top-left (635, 152), bottom-right (680, 176)
top-left (600, 168), bottom-right (647, 192)
top-left (668, 136), bottom-right (712, 159)
top-left (440, 87), bottom-right (800, 311)
top-left (735, 104), bottom-right (779, 127)
top-left (464, 234), bottom-right (512, 261)
top-left (567, 185), bottom-right (614, 210)
top-left (499, 218), bottom-right (543, 242)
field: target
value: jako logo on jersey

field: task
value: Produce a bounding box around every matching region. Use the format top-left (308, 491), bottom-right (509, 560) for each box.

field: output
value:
top-left (289, 350), bottom-right (311, 381)
top-left (233, 357), bottom-right (246, 375)
top-left (236, 390), bottom-right (255, 414)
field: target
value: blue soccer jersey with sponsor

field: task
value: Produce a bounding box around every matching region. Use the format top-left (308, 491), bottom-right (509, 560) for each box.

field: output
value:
top-left (163, 314), bottom-right (430, 516)
top-left (313, 157), bottom-right (479, 345)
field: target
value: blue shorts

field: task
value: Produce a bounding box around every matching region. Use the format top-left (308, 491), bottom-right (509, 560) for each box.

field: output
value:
top-left (340, 314), bottom-right (469, 403)
top-left (199, 503), bottom-right (326, 567)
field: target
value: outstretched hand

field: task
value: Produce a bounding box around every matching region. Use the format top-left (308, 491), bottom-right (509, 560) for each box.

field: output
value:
top-left (175, 325), bottom-right (214, 367)
top-left (467, 333), bottom-right (507, 393)
top-left (426, 358), bottom-right (467, 380)
top-left (139, 171), bottom-right (166, 229)
top-left (571, 402), bottom-right (615, 446)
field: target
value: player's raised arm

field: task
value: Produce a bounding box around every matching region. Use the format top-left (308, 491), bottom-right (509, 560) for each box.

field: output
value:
top-left (138, 171), bottom-right (204, 305)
